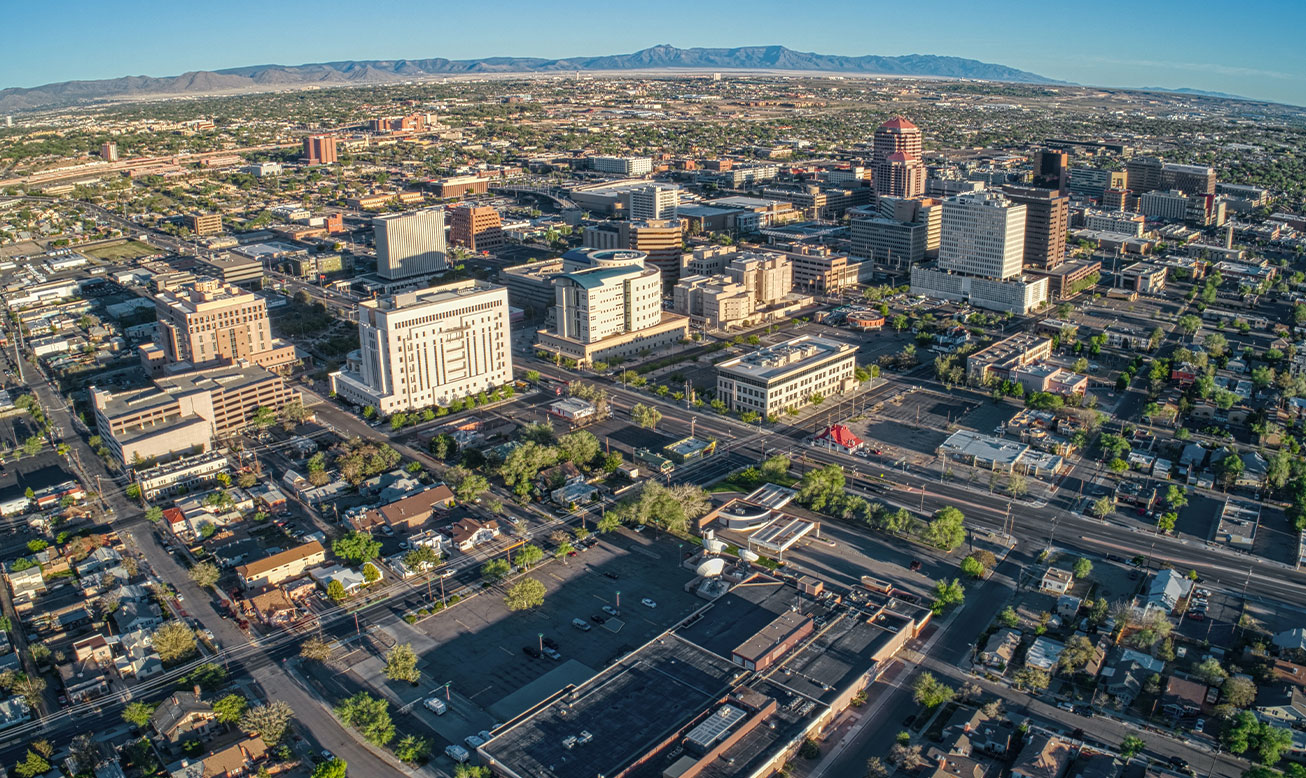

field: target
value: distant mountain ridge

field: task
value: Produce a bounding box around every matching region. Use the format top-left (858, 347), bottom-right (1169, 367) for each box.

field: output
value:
top-left (0, 44), bottom-right (1063, 113)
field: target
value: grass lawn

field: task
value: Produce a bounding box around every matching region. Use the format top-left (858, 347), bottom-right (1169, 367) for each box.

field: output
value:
top-left (83, 240), bottom-right (157, 261)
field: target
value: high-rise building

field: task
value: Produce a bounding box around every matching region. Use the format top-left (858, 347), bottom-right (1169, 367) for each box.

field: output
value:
top-left (1068, 167), bottom-right (1128, 200)
top-left (672, 276), bottom-right (754, 330)
top-left (375, 209), bottom-right (448, 279)
top-left (1127, 157), bottom-right (1164, 194)
top-left (101, 142), bottom-right (118, 162)
top-left (1084, 210), bottom-right (1145, 237)
top-left (871, 117), bottom-right (926, 199)
top-left (628, 185), bottom-right (679, 220)
top-left (583, 219), bottom-right (684, 286)
top-left (535, 249), bottom-right (689, 367)
top-left (303, 135), bottom-right (337, 165)
top-left (724, 252), bottom-right (792, 307)
top-left (849, 209), bottom-right (929, 269)
top-left (329, 281), bottom-right (513, 414)
top-left (1032, 150), bottom-right (1068, 192)
top-left (449, 205), bottom-right (504, 252)
top-left (1002, 186), bottom-right (1069, 270)
top-left (1139, 189), bottom-right (1189, 222)
top-left (938, 191), bottom-right (1027, 280)
top-left (140, 279), bottom-right (298, 374)
top-left (1161, 163), bottom-right (1216, 196)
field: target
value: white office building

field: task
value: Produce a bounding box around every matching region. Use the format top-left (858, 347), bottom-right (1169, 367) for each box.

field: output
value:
top-left (1139, 190), bottom-right (1190, 223)
top-left (716, 336), bottom-right (856, 416)
top-left (374, 209), bottom-right (448, 279)
top-left (628, 185), bottom-right (679, 220)
top-left (590, 156), bottom-right (653, 176)
top-left (938, 191), bottom-right (1027, 280)
top-left (330, 280), bottom-right (512, 414)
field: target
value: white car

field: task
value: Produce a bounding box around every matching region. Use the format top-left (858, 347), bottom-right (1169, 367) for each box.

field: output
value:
top-left (641, 598), bottom-right (657, 609)
top-left (602, 605), bottom-right (619, 616)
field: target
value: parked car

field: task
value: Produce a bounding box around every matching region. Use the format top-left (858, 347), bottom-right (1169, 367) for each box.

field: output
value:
top-left (909, 560), bottom-right (922, 572)
top-left (542, 646), bottom-right (561, 660)
top-left (464, 735), bottom-right (485, 749)
top-left (571, 618), bottom-right (592, 631)
top-left (1187, 611), bottom-right (1204, 621)
top-left (444, 744), bottom-right (470, 763)
top-left (590, 614), bottom-right (606, 625)
top-left (602, 571), bottom-right (619, 580)
top-left (522, 645), bottom-right (541, 658)
top-left (424, 696), bottom-right (447, 715)
top-left (602, 605), bottom-right (619, 616)
top-left (541, 637), bottom-right (559, 650)
top-left (640, 598), bottom-right (657, 608)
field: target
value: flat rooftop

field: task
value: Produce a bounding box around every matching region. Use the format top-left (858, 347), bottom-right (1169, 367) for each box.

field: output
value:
top-left (716, 335), bottom-right (854, 383)
top-left (481, 637), bottom-right (741, 778)
top-left (939, 429), bottom-right (1028, 467)
top-left (367, 280), bottom-right (504, 311)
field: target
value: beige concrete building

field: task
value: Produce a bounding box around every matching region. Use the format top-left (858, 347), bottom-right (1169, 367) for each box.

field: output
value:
top-left (725, 252), bottom-right (792, 307)
top-left (965, 333), bottom-right (1054, 384)
top-left (583, 219), bottom-right (684, 286)
top-left (92, 363), bottom-right (297, 465)
top-left (449, 205), bottom-right (504, 252)
top-left (375, 209), bottom-right (448, 280)
top-left (330, 280), bottom-right (512, 414)
top-left (717, 336), bottom-right (856, 416)
top-left (183, 213), bottom-right (222, 236)
top-left (672, 276), bottom-right (755, 330)
top-left (139, 279), bottom-right (297, 375)
top-left (535, 249), bottom-right (687, 367)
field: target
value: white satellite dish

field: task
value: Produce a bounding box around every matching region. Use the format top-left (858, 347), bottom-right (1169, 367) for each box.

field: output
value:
top-left (696, 558), bottom-right (726, 578)
top-left (704, 539), bottom-right (727, 554)
top-left (739, 549), bottom-right (760, 563)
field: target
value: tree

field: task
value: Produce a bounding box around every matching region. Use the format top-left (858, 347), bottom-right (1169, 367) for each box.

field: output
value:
top-left (865, 756), bottom-right (889, 778)
top-left (1057, 635), bottom-right (1096, 675)
top-left (145, 505), bottom-right (163, 523)
top-left (1224, 710), bottom-right (1260, 754)
top-left (1193, 657), bottom-right (1228, 687)
top-left (384, 643), bottom-right (421, 684)
top-left (631, 403), bottom-right (662, 430)
top-left (455, 765), bottom-right (493, 778)
top-left (912, 672), bottom-right (955, 708)
top-left (482, 558), bottom-right (511, 582)
top-left (152, 621), bottom-right (197, 663)
top-left (1216, 454), bottom-right (1244, 490)
top-left (796, 464), bottom-right (846, 512)
top-left (312, 758), bottom-right (348, 778)
top-left (450, 469), bottom-right (490, 504)
top-left (932, 578), bottom-right (965, 612)
top-left (597, 513), bottom-right (621, 534)
top-left (1073, 557), bottom-right (1093, 579)
top-left (505, 578), bottom-right (547, 611)
top-left (334, 692), bottom-right (394, 747)
top-left (1177, 315), bottom-right (1201, 337)
top-left (960, 556), bottom-right (985, 579)
top-left (924, 506), bottom-right (966, 551)
top-left (515, 544), bottom-right (545, 568)
top-left (300, 637), bottom-right (332, 662)
top-left (14, 750), bottom-right (49, 778)
top-left (240, 701), bottom-right (294, 746)
top-left (1255, 724), bottom-right (1293, 765)
top-left (557, 430), bottom-right (600, 466)
top-left (1120, 735), bottom-right (1146, 759)
top-left (1013, 667), bottom-right (1050, 694)
top-left (123, 700), bottom-right (155, 727)
top-left (188, 561), bottom-right (220, 588)
top-left (888, 743), bottom-right (925, 770)
top-left (363, 562), bottom-right (381, 584)
top-left (249, 406), bottom-right (278, 429)
top-left (998, 606), bottom-right (1019, 628)
top-left (403, 545), bottom-right (441, 572)
top-left (393, 734), bottom-right (431, 764)
top-left (213, 693), bottom-right (248, 725)
top-left (333, 531), bottom-right (382, 564)
top-left (1156, 511), bottom-right (1178, 533)
top-left (1223, 677), bottom-right (1257, 708)
top-left (1089, 495), bottom-right (1114, 518)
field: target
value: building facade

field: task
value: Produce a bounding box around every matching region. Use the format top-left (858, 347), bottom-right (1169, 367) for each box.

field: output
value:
top-left (449, 205), bottom-right (504, 252)
top-left (303, 135), bottom-right (337, 165)
top-left (590, 156), bottom-right (653, 176)
top-left (938, 191), bottom-right (1027, 280)
top-left (330, 281), bottom-right (513, 415)
top-left (628, 185), bottom-right (679, 220)
top-left (375, 209), bottom-right (448, 279)
top-left (141, 279), bottom-right (296, 373)
top-left (871, 117), bottom-right (926, 199)
top-left (1002, 186), bottom-right (1068, 270)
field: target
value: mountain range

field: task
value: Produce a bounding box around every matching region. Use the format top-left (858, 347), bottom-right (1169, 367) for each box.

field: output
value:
top-left (0, 45), bottom-right (1063, 113)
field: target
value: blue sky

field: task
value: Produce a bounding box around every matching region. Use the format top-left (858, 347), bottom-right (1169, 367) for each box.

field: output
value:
top-left (4, 0), bottom-right (1305, 106)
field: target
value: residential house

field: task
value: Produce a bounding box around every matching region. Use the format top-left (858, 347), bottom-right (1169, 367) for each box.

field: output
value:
top-left (0, 696), bottom-right (31, 731)
top-left (112, 599), bottom-right (163, 634)
top-left (448, 518), bottom-right (501, 552)
top-left (246, 589), bottom-right (297, 625)
top-left (309, 565), bottom-right (366, 595)
top-left (1145, 569), bottom-right (1192, 613)
top-left (72, 634), bottom-right (114, 665)
top-left (1269, 659), bottom-right (1306, 690)
top-left (235, 541), bottom-right (326, 590)
top-left (57, 659), bottom-right (110, 703)
top-left (1026, 637), bottom-right (1066, 672)
top-left (406, 529), bottom-right (452, 558)
top-left (1161, 675), bottom-right (1206, 720)
top-left (1069, 751), bottom-right (1121, 778)
top-left (971, 718), bottom-right (1015, 757)
top-left (151, 689), bottom-right (216, 746)
top-left (114, 628), bottom-right (163, 680)
top-left (169, 734), bottom-right (267, 778)
top-left (1253, 684), bottom-right (1306, 728)
top-left (1011, 731), bottom-right (1074, 778)
top-left (1101, 660), bottom-right (1146, 707)
top-left (980, 629), bottom-right (1021, 670)
top-left (353, 484), bottom-right (454, 533)
top-left (1273, 628), bottom-right (1306, 654)
top-left (1041, 568), bottom-right (1074, 595)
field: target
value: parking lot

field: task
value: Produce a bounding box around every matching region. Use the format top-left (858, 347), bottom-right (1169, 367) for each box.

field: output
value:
top-left (343, 528), bottom-right (707, 769)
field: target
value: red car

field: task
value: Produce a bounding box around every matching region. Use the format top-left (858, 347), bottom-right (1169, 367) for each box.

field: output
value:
top-left (1187, 612), bottom-right (1205, 621)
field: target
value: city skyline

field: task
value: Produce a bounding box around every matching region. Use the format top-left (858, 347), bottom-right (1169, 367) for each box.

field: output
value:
top-left (2, 0), bottom-right (1305, 106)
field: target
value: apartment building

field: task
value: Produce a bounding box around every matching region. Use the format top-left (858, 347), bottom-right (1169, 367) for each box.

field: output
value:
top-left (1084, 210), bottom-right (1146, 237)
top-left (1139, 190), bottom-right (1189, 222)
top-left (535, 249), bottom-right (688, 367)
top-left (717, 336), bottom-right (857, 416)
top-left (139, 279), bottom-right (297, 374)
top-left (375, 209), bottom-right (448, 279)
top-left (303, 135), bottom-right (337, 165)
top-left (628, 185), bottom-right (679, 220)
top-left (330, 281), bottom-right (512, 415)
top-left (91, 363), bottom-right (296, 465)
top-left (449, 205), bottom-right (504, 252)
top-left (236, 541), bottom-right (326, 589)
top-left (183, 213), bottom-right (222, 236)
